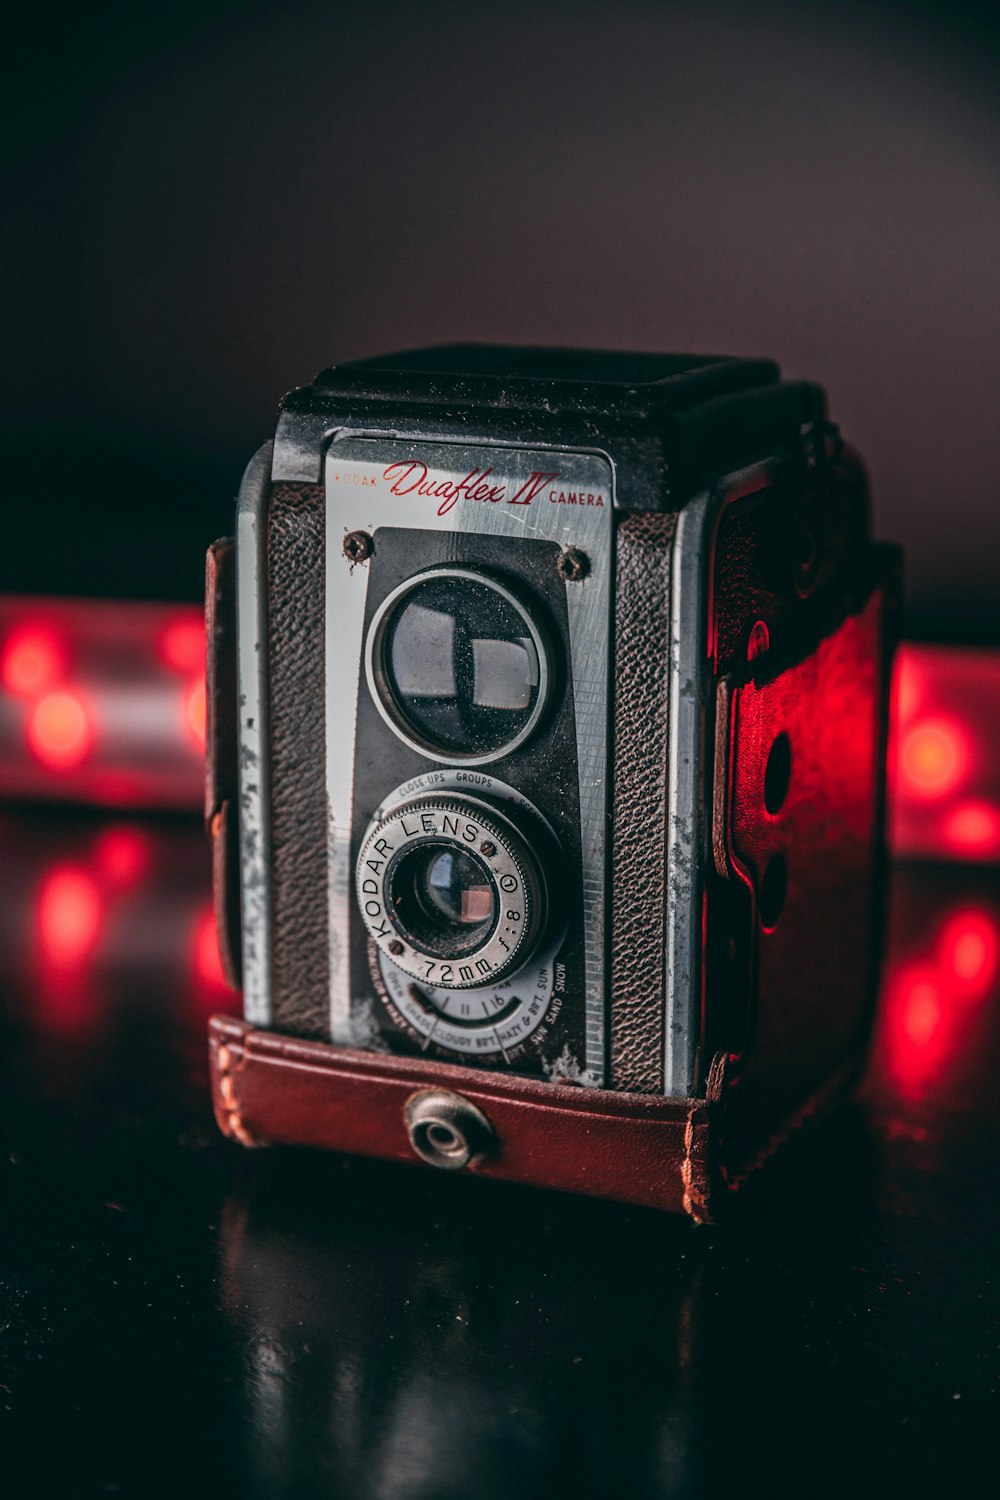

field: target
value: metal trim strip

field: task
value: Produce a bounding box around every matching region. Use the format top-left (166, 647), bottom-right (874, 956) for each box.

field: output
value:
top-left (236, 441), bottom-right (275, 1026)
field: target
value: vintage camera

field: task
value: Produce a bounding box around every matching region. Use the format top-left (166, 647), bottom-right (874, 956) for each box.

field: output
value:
top-left (206, 345), bottom-right (899, 1220)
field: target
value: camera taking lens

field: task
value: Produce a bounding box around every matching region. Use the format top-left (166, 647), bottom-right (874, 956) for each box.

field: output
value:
top-left (388, 844), bottom-right (498, 958)
top-left (355, 792), bottom-right (548, 989)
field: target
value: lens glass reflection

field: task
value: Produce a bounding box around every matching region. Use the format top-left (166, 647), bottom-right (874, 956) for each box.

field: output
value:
top-left (424, 849), bottom-right (495, 926)
top-left (388, 843), bottom-right (497, 958)
top-left (377, 574), bottom-right (544, 758)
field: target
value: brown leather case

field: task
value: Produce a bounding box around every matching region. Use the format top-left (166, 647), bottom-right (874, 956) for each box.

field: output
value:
top-left (210, 1014), bottom-right (719, 1220)
top-left (207, 1017), bottom-right (866, 1223)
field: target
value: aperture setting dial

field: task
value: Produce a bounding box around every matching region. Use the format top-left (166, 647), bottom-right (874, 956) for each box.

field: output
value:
top-left (355, 792), bottom-right (547, 990)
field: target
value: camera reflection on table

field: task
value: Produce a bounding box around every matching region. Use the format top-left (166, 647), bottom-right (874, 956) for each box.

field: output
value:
top-left (0, 805), bottom-right (998, 1495)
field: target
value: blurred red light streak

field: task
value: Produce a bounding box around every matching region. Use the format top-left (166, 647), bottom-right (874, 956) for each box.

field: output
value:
top-left (36, 866), bottom-right (103, 968)
top-left (899, 718), bottom-right (967, 799)
top-left (899, 970), bottom-right (942, 1046)
top-left (192, 906), bottom-right (228, 993)
top-left (892, 653), bottom-right (923, 723)
top-left (26, 835), bottom-right (234, 1024)
top-left (158, 614), bottom-right (206, 675)
top-left (938, 908), bottom-right (999, 994)
top-left (882, 963), bottom-right (951, 1096)
top-left (183, 676), bottom-right (207, 751)
top-left (879, 898), bottom-right (1000, 1099)
top-left (0, 598), bottom-right (206, 809)
top-left (93, 825), bottom-right (153, 889)
top-left (943, 801), bottom-right (1000, 858)
top-left (1, 625), bottom-right (67, 697)
top-left (26, 690), bottom-right (94, 771)
top-left (890, 645), bottom-right (1000, 863)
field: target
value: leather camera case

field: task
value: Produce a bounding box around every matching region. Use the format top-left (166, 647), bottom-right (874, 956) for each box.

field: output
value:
top-left (206, 346), bottom-right (899, 1222)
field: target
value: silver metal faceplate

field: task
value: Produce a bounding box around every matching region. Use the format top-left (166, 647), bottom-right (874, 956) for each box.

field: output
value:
top-left (664, 491), bottom-right (713, 1098)
top-left (238, 420), bottom-right (772, 1100)
top-left (235, 440), bottom-right (275, 1026)
top-left (325, 436), bottom-right (615, 1081)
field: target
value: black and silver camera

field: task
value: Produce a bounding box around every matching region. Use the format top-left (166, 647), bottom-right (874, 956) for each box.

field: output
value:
top-left (207, 345), bottom-right (898, 1218)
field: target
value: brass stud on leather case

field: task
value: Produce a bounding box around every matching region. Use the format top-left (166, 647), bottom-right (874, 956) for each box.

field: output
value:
top-left (404, 1089), bottom-right (498, 1171)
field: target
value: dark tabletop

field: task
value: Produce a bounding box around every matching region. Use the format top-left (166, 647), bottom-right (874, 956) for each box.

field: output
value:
top-left (0, 809), bottom-right (997, 1499)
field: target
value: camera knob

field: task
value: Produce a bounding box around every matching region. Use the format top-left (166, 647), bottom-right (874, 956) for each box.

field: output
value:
top-left (355, 792), bottom-right (548, 990)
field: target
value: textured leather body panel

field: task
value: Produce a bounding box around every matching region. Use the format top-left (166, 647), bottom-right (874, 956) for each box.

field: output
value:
top-left (609, 513), bottom-right (676, 1091)
top-left (267, 483), bottom-right (330, 1037)
top-left (712, 455), bottom-right (869, 675)
top-left (717, 568), bottom-right (898, 1186)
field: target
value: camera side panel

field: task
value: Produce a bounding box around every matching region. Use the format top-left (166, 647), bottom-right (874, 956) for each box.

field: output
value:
top-left (609, 512), bottom-right (677, 1092)
top-left (267, 480), bottom-right (332, 1038)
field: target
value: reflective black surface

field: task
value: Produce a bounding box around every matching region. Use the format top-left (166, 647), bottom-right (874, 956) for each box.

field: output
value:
top-left (1, 811), bottom-right (998, 1497)
top-left (389, 844), bottom-right (498, 957)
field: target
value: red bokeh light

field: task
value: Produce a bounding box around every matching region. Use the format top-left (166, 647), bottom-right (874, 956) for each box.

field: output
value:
top-left (1, 625), bottom-right (67, 698)
top-left (192, 906), bottom-right (228, 992)
top-left (879, 897), bottom-right (1000, 1100)
top-left (882, 963), bottom-right (951, 1096)
top-left (183, 676), bottom-right (207, 751)
top-left (943, 801), bottom-right (1000, 857)
top-left (93, 825), bottom-right (152, 888)
top-left (899, 718), bottom-right (968, 799)
top-left (893, 654), bottom-right (923, 724)
top-left (939, 908), bottom-right (999, 995)
top-left (0, 596), bottom-right (206, 810)
top-left (36, 866), bottom-right (102, 968)
top-left (891, 646), bottom-right (1000, 863)
top-left (158, 613), bottom-right (206, 676)
top-left (899, 973), bottom-right (943, 1046)
top-left (26, 690), bottom-right (94, 771)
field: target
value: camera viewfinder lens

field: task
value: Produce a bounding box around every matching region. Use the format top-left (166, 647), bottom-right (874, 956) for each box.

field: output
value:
top-left (366, 569), bottom-right (550, 763)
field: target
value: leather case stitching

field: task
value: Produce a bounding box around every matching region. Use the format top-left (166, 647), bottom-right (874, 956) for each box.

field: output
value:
top-left (214, 1038), bottom-right (259, 1147)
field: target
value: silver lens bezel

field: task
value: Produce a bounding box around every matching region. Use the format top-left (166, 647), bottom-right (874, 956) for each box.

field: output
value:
top-left (363, 565), bottom-right (551, 767)
top-left (383, 839), bottom-right (500, 961)
top-left (355, 791), bottom-right (545, 991)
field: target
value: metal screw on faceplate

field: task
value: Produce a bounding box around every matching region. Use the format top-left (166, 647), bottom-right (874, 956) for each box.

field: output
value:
top-left (556, 547), bottom-right (589, 582)
top-left (388, 939), bottom-right (405, 956)
top-left (343, 530), bottom-right (374, 563)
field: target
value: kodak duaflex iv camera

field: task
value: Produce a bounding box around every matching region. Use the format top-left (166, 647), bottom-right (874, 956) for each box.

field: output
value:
top-left (206, 345), bottom-right (899, 1221)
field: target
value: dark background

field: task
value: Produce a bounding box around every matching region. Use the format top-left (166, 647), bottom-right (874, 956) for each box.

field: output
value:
top-left (4, 0), bottom-right (998, 620)
top-left (2, 11), bottom-right (1000, 1494)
